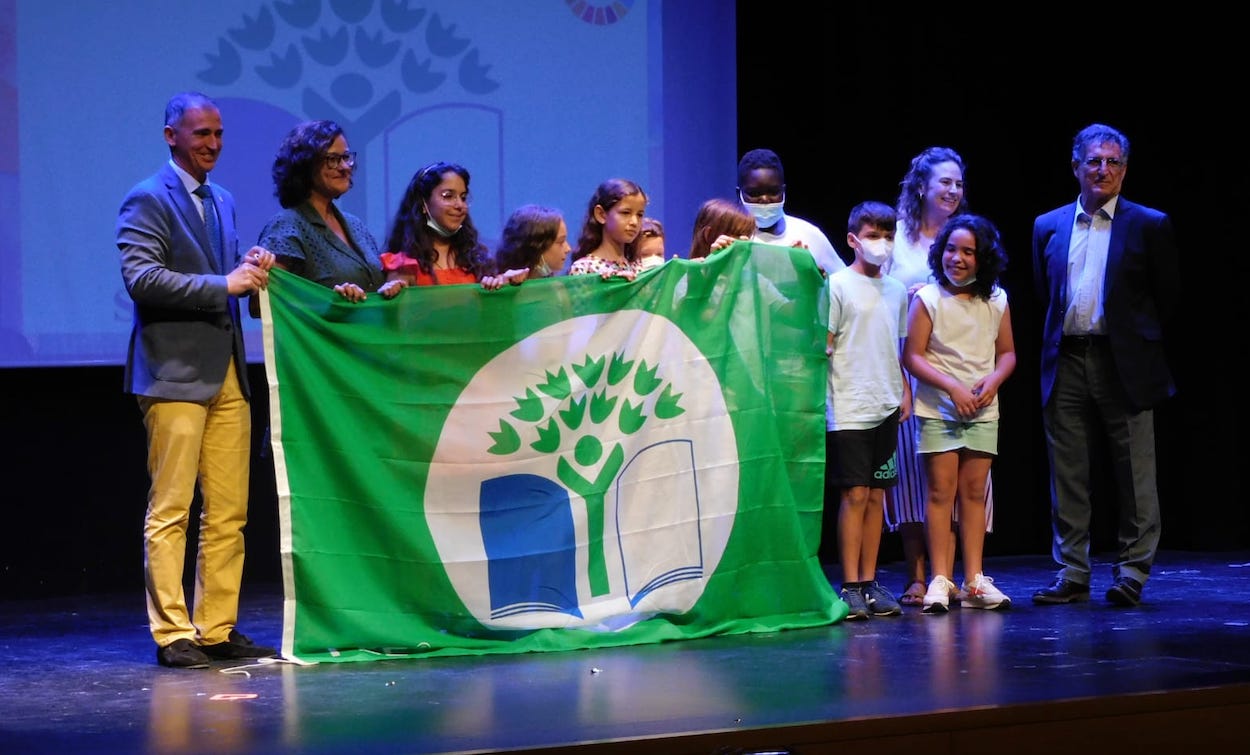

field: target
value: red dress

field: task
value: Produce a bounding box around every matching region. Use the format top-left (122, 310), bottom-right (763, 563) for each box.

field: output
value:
top-left (380, 252), bottom-right (479, 286)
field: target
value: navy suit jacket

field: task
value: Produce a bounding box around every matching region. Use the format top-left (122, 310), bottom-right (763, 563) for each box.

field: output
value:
top-left (1032, 196), bottom-right (1179, 412)
top-left (118, 162), bottom-right (250, 402)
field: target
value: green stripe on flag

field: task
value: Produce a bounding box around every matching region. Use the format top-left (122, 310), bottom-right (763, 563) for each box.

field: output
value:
top-left (262, 241), bottom-right (847, 663)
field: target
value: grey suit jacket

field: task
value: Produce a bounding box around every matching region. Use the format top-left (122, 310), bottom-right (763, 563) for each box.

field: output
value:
top-left (1031, 196), bottom-right (1179, 412)
top-left (118, 161), bottom-right (250, 401)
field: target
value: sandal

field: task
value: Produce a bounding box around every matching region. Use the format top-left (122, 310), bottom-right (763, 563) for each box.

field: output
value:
top-left (900, 580), bottom-right (926, 607)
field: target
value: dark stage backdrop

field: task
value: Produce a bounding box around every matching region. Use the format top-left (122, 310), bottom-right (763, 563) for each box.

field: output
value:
top-left (0, 5), bottom-right (1239, 600)
top-left (732, 6), bottom-right (1237, 563)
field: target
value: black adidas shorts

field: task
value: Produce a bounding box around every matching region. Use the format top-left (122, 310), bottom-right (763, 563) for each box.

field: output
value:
top-left (825, 409), bottom-right (900, 489)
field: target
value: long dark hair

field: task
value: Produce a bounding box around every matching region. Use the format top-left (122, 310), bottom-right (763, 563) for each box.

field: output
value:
top-left (572, 178), bottom-right (647, 263)
top-left (383, 161), bottom-right (489, 280)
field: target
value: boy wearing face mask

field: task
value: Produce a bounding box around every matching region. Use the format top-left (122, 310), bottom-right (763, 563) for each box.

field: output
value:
top-left (823, 200), bottom-right (910, 621)
top-left (737, 148), bottom-right (845, 277)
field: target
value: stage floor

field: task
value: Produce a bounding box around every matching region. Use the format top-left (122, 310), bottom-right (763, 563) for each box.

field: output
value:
top-left (2, 551), bottom-right (1249, 754)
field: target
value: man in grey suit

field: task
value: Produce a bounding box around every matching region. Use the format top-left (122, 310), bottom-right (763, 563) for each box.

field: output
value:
top-left (118, 91), bottom-right (277, 668)
top-left (1030, 123), bottom-right (1179, 607)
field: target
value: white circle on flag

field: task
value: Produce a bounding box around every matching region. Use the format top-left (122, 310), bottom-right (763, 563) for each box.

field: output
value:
top-left (427, 311), bottom-right (739, 630)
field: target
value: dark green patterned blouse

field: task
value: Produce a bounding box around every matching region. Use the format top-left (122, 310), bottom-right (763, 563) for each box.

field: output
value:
top-left (257, 202), bottom-right (385, 290)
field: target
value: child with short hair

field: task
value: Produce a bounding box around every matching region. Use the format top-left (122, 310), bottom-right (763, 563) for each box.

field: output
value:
top-left (825, 200), bottom-right (911, 620)
top-left (904, 214), bottom-right (1015, 613)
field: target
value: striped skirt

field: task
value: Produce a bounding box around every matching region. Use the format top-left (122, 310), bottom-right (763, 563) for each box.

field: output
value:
top-left (885, 376), bottom-right (994, 532)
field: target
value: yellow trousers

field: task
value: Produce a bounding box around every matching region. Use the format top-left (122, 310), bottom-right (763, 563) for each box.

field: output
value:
top-left (138, 359), bottom-right (251, 647)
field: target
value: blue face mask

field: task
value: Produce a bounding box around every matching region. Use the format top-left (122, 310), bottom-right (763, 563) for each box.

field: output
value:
top-left (743, 198), bottom-right (784, 230)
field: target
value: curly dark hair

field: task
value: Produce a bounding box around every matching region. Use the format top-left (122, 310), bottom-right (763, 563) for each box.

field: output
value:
top-left (572, 178), bottom-right (647, 263)
top-left (495, 204), bottom-right (565, 275)
top-left (927, 214), bottom-right (1007, 300)
top-left (383, 161), bottom-right (489, 280)
top-left (272, 120), bottom-right (345, 209)
top-left (896, 147), bottom-right (967, 246)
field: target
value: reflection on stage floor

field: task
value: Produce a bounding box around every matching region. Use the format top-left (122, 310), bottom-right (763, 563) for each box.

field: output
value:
top-left (2, 551), bottom-right (1249, 754)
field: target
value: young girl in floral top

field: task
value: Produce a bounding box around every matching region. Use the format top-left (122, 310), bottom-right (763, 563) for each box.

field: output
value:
top-left (568, 178), bottom-right (647, 280)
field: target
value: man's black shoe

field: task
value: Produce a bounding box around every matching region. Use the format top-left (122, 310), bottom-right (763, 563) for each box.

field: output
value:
top-left (157, 638), bottom-right (210, 669)
top-left (1032, 577), bottom-right (1091, 604)
top-left (1106, 576), bottom-right (1143, 606)
top-left (200, 630), bottom-right (278, 660)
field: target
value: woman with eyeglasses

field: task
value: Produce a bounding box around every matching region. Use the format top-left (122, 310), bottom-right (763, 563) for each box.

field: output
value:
top-left (378, 161), bottom-right (521, 293)
top-left (257, 120), bottom-right (390, 303)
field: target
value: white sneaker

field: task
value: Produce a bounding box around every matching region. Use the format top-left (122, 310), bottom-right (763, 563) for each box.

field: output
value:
top-left (962, 573), bottom-right (1011, 610)
top-left (922, 575), bottom-right (955, 614)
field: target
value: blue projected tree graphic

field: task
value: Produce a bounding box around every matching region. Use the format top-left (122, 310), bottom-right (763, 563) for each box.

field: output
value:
top-left (197, 0), bottom-right (499, 218)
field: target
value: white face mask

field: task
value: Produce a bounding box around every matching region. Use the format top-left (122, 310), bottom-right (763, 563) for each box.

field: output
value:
top-left (533, 257), bottom-right (552, 278)
top-left (424, 207), bottom-right (459, 238)
top-left (743, 198), bottom-right (784, 230)
top-left (947, 273), bottom-right (977, 288)
top-left (855, 235), bottom-right (893, 266)
top-left (637, 255), bottom-right (665, 271)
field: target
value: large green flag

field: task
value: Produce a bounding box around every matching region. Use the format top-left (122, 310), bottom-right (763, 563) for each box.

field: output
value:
top-left (260, 241), bottom-right (846, 663)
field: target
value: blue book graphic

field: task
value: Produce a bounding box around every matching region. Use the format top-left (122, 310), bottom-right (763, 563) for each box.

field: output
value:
top-left (480, 474), bottom-right (582, 620)
top-left (617, 440), bottom-right (704, 607)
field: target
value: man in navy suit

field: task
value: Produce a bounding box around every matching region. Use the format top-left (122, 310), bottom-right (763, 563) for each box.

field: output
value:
top-left (118, 92), bottom-right (277, 667)
top-left (1030, 123), bottom-right (1179, 607)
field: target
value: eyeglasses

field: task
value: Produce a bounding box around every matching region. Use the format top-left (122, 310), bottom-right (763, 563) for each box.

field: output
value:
top-left (1081, 156), bottom-right (1124, 170)
top-left (437, 189), bottom-right (471, 206)
top-left (323, 151), bottom-right (357, 169)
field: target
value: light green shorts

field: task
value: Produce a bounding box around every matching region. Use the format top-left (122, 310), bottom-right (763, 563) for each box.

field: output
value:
top-left (916, 418), bottom-right (999, 455)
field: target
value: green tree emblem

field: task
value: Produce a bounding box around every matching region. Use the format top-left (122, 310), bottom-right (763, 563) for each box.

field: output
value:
top-left (487, 352), bottom-right (685, 597)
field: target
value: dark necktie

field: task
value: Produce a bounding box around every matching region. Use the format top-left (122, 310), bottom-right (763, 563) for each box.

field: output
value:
top-left (193, 183), bottom-right (225, 272)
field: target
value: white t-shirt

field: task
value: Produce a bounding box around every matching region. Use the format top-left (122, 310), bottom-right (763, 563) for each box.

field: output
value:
top-left (885, 219), bottom-right (934, 289)
top-left (825, 267), bottom-right (908, 430)
top-left (754, 214), bottom-right (845, 277)
top-left (911, 283), bottom-right (1008, 422)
